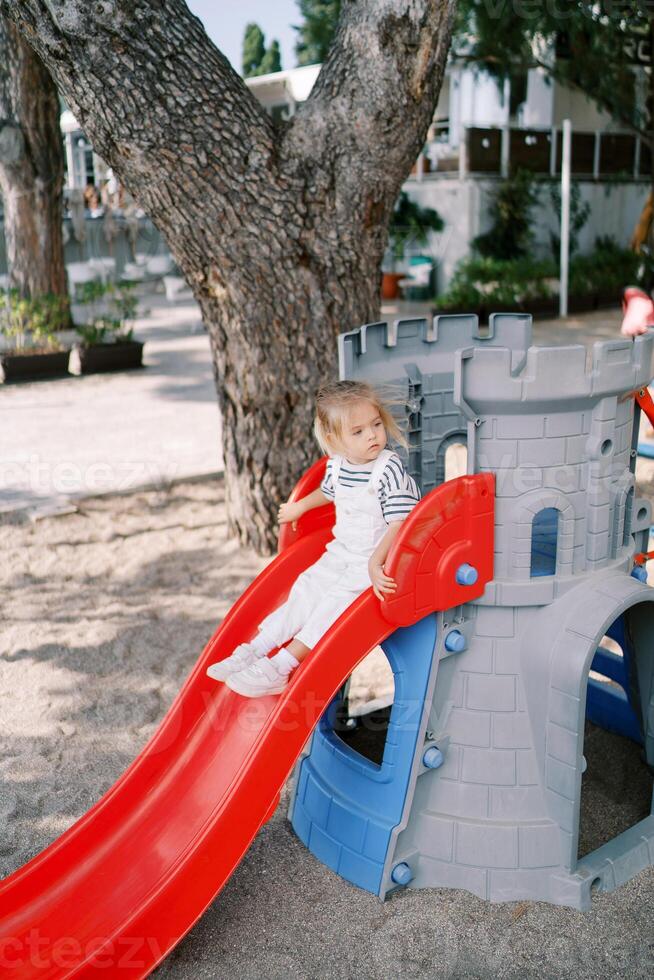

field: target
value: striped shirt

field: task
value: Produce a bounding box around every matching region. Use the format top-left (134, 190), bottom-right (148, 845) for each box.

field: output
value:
top-left (321, 453), bottom-right (420, 524)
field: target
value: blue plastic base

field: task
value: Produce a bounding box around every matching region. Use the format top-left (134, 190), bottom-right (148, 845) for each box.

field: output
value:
top-left (290, 614), bottom-right (437, 895)
top-left (587, 615), bottom-right (643, 744)
top-left (637, 442), bottom-right (654, 459)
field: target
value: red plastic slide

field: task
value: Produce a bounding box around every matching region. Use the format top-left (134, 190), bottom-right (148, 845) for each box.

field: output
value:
top-left (0, 468), bottom-right (493, 978)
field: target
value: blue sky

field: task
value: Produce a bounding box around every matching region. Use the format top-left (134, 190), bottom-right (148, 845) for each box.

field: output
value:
top-left (186, 0), bottom-right (300, 74)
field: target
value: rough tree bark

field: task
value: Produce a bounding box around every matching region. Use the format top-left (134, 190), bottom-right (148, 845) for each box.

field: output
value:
top-left (3, 0), bottom-right (457, 553)
top-left (0, 16), bottom-right (68, 300)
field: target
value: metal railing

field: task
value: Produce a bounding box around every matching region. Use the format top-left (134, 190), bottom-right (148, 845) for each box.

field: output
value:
top-left (409, 125), bottom-right (652, 181)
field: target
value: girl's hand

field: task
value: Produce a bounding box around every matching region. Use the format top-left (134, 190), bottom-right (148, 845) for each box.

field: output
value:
top-left (369, 561), bottom-right (397, 601)
top-left (278, 500), bottom-right (305, 530)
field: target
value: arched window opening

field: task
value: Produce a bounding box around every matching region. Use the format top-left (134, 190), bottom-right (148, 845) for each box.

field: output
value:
top-left (333, 647), bottom-right (395, 768)
top-left (530, 507), bottom-right (559, 577)
top-left (444, 442), bottom-right (468, 482)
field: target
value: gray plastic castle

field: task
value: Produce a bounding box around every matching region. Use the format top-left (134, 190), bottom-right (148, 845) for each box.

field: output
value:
top-left (290, 312), bottom-right (654, 909)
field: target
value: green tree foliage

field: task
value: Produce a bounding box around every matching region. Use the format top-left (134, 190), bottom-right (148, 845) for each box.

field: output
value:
top-left (548, 182), bottom-right (591, 260)
top-left (455, 1), bottom-right (653, 141)
top-left (242, 23), bottom-right (283, 78)
top-left (388, 192), bottom-right (444, 259)
top-left (473, 169), bottom-right (539, 261)
top-left (242, 22), bottom-right (265, 77)
top-left (259, 39), bottom-right (282, 76)
top-left (294, 0), bottom-right (341, 66)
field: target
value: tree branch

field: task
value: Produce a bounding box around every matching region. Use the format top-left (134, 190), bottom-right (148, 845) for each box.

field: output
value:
top-left (286, 0), bottom-right (458, 198)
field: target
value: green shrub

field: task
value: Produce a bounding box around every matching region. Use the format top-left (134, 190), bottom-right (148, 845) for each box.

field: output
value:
top-left (75, 282), bottom-right (138, 346)
top-left (0, 291), bottom-right (69, 352)
top-left (472, 170), bottom-right (539, 261)
top-left (387, 192), bottom-right (444, 264)
top-left (569, 236), bottom-right (641, 294)
top-left (435, 255), bottom-right (557, 309)
top-left (548, 183), bottom-right (591, 260)
top-left (437, 238), bottom-right (642, 311)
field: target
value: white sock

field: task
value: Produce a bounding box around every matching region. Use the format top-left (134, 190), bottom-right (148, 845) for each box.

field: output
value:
top-left (248, 631), bottom-right (275, 658)
top-left (270, 648), bottom-right (300, 676)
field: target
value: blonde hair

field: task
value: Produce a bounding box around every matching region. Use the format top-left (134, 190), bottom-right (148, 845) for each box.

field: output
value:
top-left (314, 380), bottom-right (407, 455)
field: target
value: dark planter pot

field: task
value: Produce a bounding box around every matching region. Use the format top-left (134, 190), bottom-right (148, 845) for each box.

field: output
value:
top-left (69, 340), bottom-right (144, 376)
top-left (522, 296), bottom-right (559, 318)
top-left (568, 293), bottom-right (596, 314)
top-left (487, 302), bottom-right (524, 316)
top-left (595, 289), bottom-right (621, 310)
top-left (0, 349), bottom-right (71, 383)
top-left (432, 304), bottom-right (485, 319)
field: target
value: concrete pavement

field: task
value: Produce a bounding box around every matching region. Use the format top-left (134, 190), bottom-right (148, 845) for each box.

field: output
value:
top-left (0, 294), bottom-right (221, 517)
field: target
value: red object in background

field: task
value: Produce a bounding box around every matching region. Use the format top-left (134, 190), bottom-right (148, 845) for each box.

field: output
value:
top-left (634, 384), bottom-right (654, 429)
top-left (0, 472), bottom-right (493, 978)
top-left (620, 286), bottom-right (654, 337)
top-left (381, 272), bottom-right (404, 300)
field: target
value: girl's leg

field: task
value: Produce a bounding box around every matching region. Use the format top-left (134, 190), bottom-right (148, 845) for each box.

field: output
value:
top-left (233, 576), bottom-right (367, 695)
top-left (267, 562), bottom-right (369, 672)
top-left (292, 557), bottom-right (370, 652)
top-left (254, 551), bottom-right (346, 651)
top-left (285, 638), bottom-right (311, 662)
top-left (208, 552), bottom-right (344, 683)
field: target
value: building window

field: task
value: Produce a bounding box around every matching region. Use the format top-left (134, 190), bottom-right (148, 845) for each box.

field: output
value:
top-left (530, 507), bottom-right (559, 577)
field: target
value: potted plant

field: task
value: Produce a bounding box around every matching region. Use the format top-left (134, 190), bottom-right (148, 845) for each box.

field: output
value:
top-left (0, 291), bottom-right (71, 383)
top-left (382, 192), bottom-right (444, 300)
top-left (69, 281), bottom-right (144, 375)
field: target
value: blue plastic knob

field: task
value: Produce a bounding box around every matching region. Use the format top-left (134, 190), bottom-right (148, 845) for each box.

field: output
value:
top-left (423, 746), bottom-right (444, 769)
top-left (456, 563), bottom-right (478, 586)
top-left (444, 629), bottom-right (466, 653)
top-left (631, 565), bottom-right (648, 583)
top-left (391, 862), bottom-right (413, 886)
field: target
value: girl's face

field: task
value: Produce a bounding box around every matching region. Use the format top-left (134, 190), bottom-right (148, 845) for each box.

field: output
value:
top-left (335, 400), bottom-right (387, 464)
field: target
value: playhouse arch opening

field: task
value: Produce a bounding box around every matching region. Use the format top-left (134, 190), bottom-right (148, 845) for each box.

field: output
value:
top-left (335, 645), bottom-right (395, 767)
top-left (578, 602), bottom-right (654, 860)
top-left (543, 593), bottom-right (654, 871)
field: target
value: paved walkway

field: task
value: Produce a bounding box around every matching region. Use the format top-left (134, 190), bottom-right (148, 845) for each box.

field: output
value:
top-left (0, 297), bottom-right (626, 517)
top-left (0, 294), bottom-right (221, 516)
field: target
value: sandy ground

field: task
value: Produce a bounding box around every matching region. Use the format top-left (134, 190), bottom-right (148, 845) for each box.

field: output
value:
top-left (2, 476), bottom-right (654, 979)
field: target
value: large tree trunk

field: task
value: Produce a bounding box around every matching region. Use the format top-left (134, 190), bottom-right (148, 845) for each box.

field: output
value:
top-left (3, 0), bottom-right (457, 553)
top-left (0, 17), bottom-right (68, 300)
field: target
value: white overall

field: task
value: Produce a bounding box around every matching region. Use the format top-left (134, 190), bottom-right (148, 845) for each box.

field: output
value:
top-left (256, 450), bottom-right (392, 650)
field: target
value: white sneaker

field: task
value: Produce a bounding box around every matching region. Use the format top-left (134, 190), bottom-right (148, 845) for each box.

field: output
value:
top-left (225, 657), bottom-right (290, 698)
top-left (206, 644), bottom-right (260, 682)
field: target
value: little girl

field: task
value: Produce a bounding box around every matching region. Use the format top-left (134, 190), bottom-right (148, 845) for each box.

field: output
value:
top-left (206, 380), bottom-right (420, 698)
